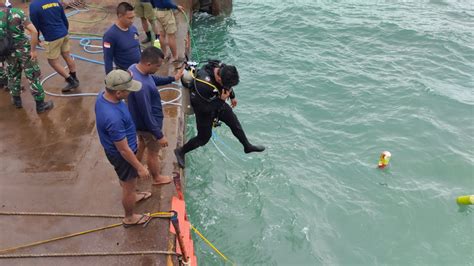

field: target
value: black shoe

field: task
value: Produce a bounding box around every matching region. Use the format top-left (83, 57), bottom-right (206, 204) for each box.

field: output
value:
top-left (62, 77), bottom-right (79, 93)
top-left (244, 144), bottom-right (265, 154)
top-left (36, 100), bottom-right (54, 114)
top-left (0, 79), bottom-right (7, 90)
top-left (174, 147), bottom-right (185, 168)
top-left (69, 72), bottom-right (79, 83)
top-left (11, 96), bottom-right (22, 108)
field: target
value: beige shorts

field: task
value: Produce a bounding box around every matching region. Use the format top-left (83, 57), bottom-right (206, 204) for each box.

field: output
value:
top-left (137, 131), bottom-right (161, 152)
top-left (134, 1), bottom-right (156, 20)
top-left (155, 9), bottom-right (177, 34)
top-left (44, 36), bottom-right (70, 60)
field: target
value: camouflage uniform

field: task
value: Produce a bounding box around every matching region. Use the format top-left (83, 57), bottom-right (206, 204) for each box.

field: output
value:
top-left (0, 61), bottom-right (6, 87)
top-left (0, 7), bottom-right (45, 101)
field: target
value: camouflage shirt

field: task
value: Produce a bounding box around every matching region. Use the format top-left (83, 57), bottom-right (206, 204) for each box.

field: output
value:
top-left (0, 7), bottom-right (30, 49)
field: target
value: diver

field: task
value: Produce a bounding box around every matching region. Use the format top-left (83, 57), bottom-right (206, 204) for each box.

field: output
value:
top-left (174, 60), bottom-right (265, 168)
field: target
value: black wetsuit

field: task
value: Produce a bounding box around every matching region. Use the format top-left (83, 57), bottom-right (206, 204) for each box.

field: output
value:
top-left (180, 62), bottom-right (252, 155)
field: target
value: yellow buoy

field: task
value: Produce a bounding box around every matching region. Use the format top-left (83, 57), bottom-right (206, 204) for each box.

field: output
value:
top-left (456, 195), bottom-right (474, 205)
top-left (378, 151), bottom-right (391, 168)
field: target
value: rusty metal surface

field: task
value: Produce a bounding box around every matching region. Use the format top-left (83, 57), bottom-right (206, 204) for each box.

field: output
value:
top-left (0, 1), bottom-right (191, 265)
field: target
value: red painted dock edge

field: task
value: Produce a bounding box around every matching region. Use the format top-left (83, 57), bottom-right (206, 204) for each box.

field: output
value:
top-left (170, 196), bottom-right (198, 266)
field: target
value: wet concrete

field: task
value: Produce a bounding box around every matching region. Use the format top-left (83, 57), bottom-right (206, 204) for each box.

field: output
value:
top-left (0, 0), bottom-right (191, 265)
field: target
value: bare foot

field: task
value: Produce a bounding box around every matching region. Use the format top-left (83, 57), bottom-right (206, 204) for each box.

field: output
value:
top-left (152, 175), bottom-right (172, 186)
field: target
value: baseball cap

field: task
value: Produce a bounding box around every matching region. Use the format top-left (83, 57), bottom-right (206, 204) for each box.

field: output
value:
top-left (105, 70), bottom-right (142, 92)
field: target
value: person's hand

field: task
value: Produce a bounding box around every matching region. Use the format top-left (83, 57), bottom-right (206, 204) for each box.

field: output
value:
top-left (158, 136), bottom-right (168, 148)
top-left (30, 50), bottom-right (38, 61)
top-left (231, 98), bottom-right (238, 108)
top-left (137, 165), bottom-right (150, 179)
top-left (174, 67), bottom-right (184, 81)
top-left (220, 89), bottom-right (231, 101)
top-left (177, 5), bottom-right (185, 12)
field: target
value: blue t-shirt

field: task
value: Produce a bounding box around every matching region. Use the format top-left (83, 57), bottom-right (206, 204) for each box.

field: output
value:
top-left (128, 64), bottom-right (174, 139)
top-left (151, 0), bottom-right (178, 9)
top-left (95, 91), bottom-right (137, 156)
top-left (29, 0), bottom-right (68, 42)
top-left (103, 24), bottom-right (141, 74)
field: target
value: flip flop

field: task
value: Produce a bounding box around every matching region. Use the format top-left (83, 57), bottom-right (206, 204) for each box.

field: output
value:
top-left (136, 191), bottom-right (152, 203)
top-left (152, 176), bottom-right (172, 186)
top-left (122, 213), bottom-right (152, 228)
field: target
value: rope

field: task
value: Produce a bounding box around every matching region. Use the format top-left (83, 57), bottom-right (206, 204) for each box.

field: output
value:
top-left (180, 10), bottom-right (201, 63)
top-left (190, 225), bottom-right (235, 265)
top-left (0, 211), bottom-right (122, 218)
top-left (0, 211), bottom-right (174, 255)
top-left (66, 4), bottom-right (109, 24)
top-left (0, 250), bottom-right (177, 259)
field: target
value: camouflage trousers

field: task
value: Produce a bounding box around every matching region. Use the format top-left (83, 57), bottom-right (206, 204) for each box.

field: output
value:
top-left (6, 49), bottom-right (45, 101)
top-left (0, 61), bottom-right (6, 86)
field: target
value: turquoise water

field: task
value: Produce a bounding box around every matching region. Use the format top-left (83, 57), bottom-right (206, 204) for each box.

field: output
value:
top-left (186, 1), bottom-right (473, 265)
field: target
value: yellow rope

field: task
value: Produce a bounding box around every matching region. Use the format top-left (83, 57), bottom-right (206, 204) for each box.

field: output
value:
top-left (190, 224), bottom-right (236, 265)
top-left (0, 211), bottom-right (174, 255)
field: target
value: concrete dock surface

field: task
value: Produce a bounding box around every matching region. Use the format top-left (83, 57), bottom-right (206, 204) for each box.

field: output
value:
top-left (0, 0), bottom-right (193, 265)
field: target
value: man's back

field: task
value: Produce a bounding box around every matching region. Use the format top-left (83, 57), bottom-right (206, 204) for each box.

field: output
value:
top-left (95, 91), bottom-right (138, 156)
top-left (29, 0), bottom-right (68, 42)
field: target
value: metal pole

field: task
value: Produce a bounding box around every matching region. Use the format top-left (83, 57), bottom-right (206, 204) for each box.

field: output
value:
top-left (170, 211), bottom-right (189, 264)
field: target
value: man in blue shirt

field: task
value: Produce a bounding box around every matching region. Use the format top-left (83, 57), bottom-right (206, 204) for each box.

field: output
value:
top-left (30, 0), bottom-right (79, 92)
top-left (103, 2), bottom-right (141, 74)
top-left (95, 69), bottom-right (152, 227)
top-left (128, 46), bottom-right (183, 185)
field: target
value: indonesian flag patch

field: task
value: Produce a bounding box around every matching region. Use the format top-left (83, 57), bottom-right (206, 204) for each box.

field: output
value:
top-left (103, 42), bottom-right (111, 48)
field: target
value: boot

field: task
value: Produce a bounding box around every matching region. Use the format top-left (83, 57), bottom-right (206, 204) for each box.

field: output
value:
top-left (174, 147), bottom-right (185, 168)
top-left (36, 99), bottom-right (54, 114)
top-left (11, 96), bottom-right (22, 108)
top-left (62, 76), bottom-right (79, 92)
top-left (244, 144), bottom-right (265, 154)
top-left (0, 78), bottom-right (7, 90)
top-left (69, 71), bottom-right (79, 83)
top-left (141, 31), bottom-right (152, 44)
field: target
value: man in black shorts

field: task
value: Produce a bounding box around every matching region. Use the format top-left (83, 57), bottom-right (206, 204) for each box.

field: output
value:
top-left (95, 70), bottom-right (152, 227)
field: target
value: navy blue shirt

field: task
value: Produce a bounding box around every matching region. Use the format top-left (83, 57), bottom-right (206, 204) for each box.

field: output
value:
top-left (95, 91), bottom-right (138, 156)
top-left (127, 64), bottom-right (174, 139)
top-left (103, 24), bottom-right (141, 74)
top-left (151, 0), bottom-right (178, 9)
top-left (29, 0), bottom-right (68, 42)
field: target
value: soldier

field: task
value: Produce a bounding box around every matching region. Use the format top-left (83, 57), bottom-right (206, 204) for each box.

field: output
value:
top-left (0, 61), bottom-right (6, 90)
top-left (0, 2), bottom-right (53, 113)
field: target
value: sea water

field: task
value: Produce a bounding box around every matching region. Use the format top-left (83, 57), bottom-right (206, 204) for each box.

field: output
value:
top-left (185, 1), bottom-right (473, 265)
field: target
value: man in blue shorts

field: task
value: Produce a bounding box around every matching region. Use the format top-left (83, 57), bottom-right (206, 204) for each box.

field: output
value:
top-left (103, 2), bottom-right (141, 74)
top-left (95, 70), bottom-right (152, 227)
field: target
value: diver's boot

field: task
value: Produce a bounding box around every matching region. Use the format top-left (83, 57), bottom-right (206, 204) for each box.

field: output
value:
top-left (174, 147), bottom-right (185, 168)
top-left (62, 76), bottom-right (79, 93)
top-left (11, 96), bottom-right (22, 108)
top-left (36, 99), bottom-right (54, 114)
top-left (244, 144), bottom-right (265, 154)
